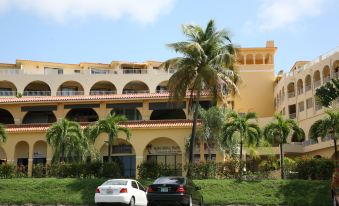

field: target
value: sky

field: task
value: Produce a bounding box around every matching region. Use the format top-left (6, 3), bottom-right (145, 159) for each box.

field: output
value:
top-left (0, 0), bottom-right (338, 73)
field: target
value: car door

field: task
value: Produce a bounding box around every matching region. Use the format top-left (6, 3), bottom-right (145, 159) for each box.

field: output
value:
top-left (136, 181), bottom-right (148, 205)
top-left (131, 181), bottom-right (143, 205)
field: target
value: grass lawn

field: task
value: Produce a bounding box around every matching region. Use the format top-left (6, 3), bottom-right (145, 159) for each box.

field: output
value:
top-left (0, 178), bottom-right (331, 206)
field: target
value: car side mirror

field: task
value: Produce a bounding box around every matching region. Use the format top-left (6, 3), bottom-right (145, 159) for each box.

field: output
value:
top-left (195, 186), bottom-right (201, 191)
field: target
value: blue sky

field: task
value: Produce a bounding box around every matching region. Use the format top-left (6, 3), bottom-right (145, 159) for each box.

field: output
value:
top-left (0, 0), bottom-right (338, 73)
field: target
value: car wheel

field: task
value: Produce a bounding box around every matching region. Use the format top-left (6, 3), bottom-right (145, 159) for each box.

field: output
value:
top-left (129, 197), bottom-right (135, 206)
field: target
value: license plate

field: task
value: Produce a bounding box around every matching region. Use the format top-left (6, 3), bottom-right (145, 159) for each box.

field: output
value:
top-left (106, 189), bottom-right (113, 194)
top-left (160, 187), bottom-right (168, 192)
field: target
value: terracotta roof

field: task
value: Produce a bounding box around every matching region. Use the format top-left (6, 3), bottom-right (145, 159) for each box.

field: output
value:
top-left (0, 92), bottom-right (210, 104)
top-left (5, 119), bottom-right (198, 133)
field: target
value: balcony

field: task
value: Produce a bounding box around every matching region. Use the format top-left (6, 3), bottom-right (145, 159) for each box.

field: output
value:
top-left (23, 91), bottom-right (51, 96)
top-left (122, 90), bottom-right (149, 94)
top-left (288, 92), bottom-right (295, 98)
top-left (56, 91), bottom-right (84, 96)
top-left (0, 91), bottom-right (17, 97)
top-left (122, 69), bottom-right (147, 74)
top-left (89, 90), bottom-right (117, 95)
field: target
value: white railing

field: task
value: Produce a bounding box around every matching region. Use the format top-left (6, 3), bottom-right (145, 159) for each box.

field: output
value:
top-left (289, 113), bottom-right (296, 119)
top-left (297, 89), bottom-right (303, 95)
top-left (314, 80), bottom-right (321, 88)
top-left (0, 91), bottom-right (17, 96)
top-left (288, 92), bottom-right (295, 98)
top-left (0, 69), bottom-right (21, 75)
top-left (122, 90), bottom-right (149, 94)
top-left (23, 91), bottom-right (51, 96)
top-left (305, 85), bottom-right (312, 92)
top-left (56, 91), bottom-right (84, 96)
top-left (122, 69), bottom-right (148, 74)
top-left (89, 90), bottom-right (117, 95)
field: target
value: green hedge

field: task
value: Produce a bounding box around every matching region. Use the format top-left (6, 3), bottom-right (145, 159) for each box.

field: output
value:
top-left (295, 157), bottom-right (335, 180)
top-left (137, 161), bottom-right (181, 179)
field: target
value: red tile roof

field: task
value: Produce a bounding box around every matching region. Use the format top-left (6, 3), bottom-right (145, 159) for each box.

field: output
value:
top-left (0, 92), bottom-right (210, 104)
top-left (5, 119), bottom-right (198, 133)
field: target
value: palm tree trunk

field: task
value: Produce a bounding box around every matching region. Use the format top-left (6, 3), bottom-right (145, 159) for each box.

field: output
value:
top-left (206, 143), bottom-right (211, 161)
top-left (280, 143), bottom-right (284, 179)
top-left (108, 142), bottom-right (112, 163)
top-left (334, 138), bottom-right (338, 164)
top-left (240, 137), bottom-right (243, 177)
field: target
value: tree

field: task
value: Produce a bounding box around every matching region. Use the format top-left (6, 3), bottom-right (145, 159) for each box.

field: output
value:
top-left (46, 118), bottom-right (83, 162)
top-left (263, 114), bottom-right (304, 179)
top-left (0, 124), bottom-right (7, 143)
top-left (197, 106), bottom-right (226, 160)
top-left (315, 78), bottom-right (339, 107)
top-left (89, 113), bottom-right (131, 163)
top-left (309, 110), bottom-right (339, 164)
top-left (162, 20), bottom-right (239, 169)
top-left (222, 111), bottom-right (261, 175)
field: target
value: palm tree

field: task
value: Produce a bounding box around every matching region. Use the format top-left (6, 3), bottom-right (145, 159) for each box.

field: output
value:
top-left (46, 118), bottom-right (83, 162)
top-left (162, 20), bottom-right (239, 166)
top-left (222, 111), bottom-right (261, 175)
top-left (89, 113), bottom-right (131, 163)
top-left (309, 110), bottom-right (339, 163)
top-left (0, 124), bottom-right (7, 143)
top-left (197, 106), bottom-right (226, 160)
top-left (263, 114), bottom-right (304, 179)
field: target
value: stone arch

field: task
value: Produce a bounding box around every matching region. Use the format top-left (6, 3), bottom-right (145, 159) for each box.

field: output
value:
top-left (287, 82), bottom-right (295, 98)
top-left (23, 81), bottom-right (51, 96)
top-left (245, 54), bottom-right (254, 64)
top-left (66, 108), bottom-right (99, 122)
top-left (297, 79), bottom-right (303, 95)
top-left (33, 140), bottom-right (47, 165)
top-left (255, 54), bottom-right (264, 64)
top-left (0, 80), bottom-right (17, 96)
top-left (0, 108), bottom-right (15, 124)
top-left (156, 80), bottom-right (169, 93)
top-left (305, 75), bottom-right (312, 92)
top-left (333, 60), bottom-right (339, 78)
top-left (237, 54), bottom-right (245, 64)
top-left (57, 81), bottom-right (84, 96)
top-left (150, 109), bottom-right (186, 120)
top-left (90, 81), bottom-right (117, 95)
top-left (14, 141), bottom-right (29, 174)
top-left (122, 81), bottom-right (150, 94)
top-left (322, 66), bottom-right (331, 83)
top-left (265, 54), bottom-right (273, 64)
top-left (22, 111), bottom-right (57, 124)
top-left (313, 70), bottom-right (321, 88)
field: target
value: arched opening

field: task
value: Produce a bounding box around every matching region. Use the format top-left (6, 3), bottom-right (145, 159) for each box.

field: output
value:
top-left (22, 111), bottom-right (57, 124)
top-left (265, 54), bottom-right (273, 64)
top-left (245, 54), bottom-right (254, 64)
top-left (156, 81), bottom-right (169, 93)
top-left (255, 54), bottom-right (264, 64)
top-left (237, 54), bottom-right (245, 65)
top-left (32, 141), bottom-right (47, 176)
top-left (57, 81), bottom-right (84, 96)
top-left (122, 81), bottom-right (149, 94)
top-left (314, 155), bottom-right (322, 159)
top-left (333, 60), bottom-right (339, 78)
top-left (0, 81), bottom-right (17, 96)
top-left (150, 109), bottom-right (186, 120)
top-left (66, 108), bottom-right (98, 122)
top-left (297, 79), bottom-right (303, 95)
top-left (100, 139), bottom-right (136, 178)
top-left (144, 137), bottom-right (182, 175)
top-left (287, 82), bottom-right (295, 98)
top-left (322, 66), bottom-right (331, 83)
top-left (305, 75), bottom-right (312, 92)
top-left (90, 81), bottom-right (117, 95)
top-left (23, 81), bottom-right (51, 96)
top-left (0, 146), bottom-right (7, 164)
top-left (313, 70), bottom-right (321, 88)
top-left (111, 108), bottom-right (142, 121)
top-left (15, 141), bottom-right (29, 175)
top-left (0, 108), bottom-right (14, 124)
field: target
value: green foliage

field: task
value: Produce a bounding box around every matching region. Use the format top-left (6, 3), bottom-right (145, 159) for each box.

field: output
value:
top-left (258, 156), bottom-right (279, 172)
top-left (15, 92), bottom-right (22, 98)
top-left (137, 161), bottom-right (181, 179)
top-left (187, 161), bottom-right (218, 179)
top-left (0, 124), bottom-right (7, 143)
top-left (0, 163), bottom-right (16, 178)
top-left (101, 162), bottom-right (121, 178)
top-left (315, 78), bottom-right (339, 107)
top-left (32, 164), bottom-right (46, 178)
top-left (295, 157), bottom-right (335, 180)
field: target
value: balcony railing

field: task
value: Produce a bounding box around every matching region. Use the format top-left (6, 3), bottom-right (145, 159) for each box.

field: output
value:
top-left (122, 90), bottom-right (150, 94)
top-left (297, 89), bottom-right (303, 95)
top-left (288, 92), bottom-right (295, 98)
top-left (89, 90), bottom-right (117, 95)
top-left (56, 91), bottom-right (84, 96)
top-left (314, 80), bottom-right (321, 88)
top-left (305, 85), bottom-right (311, 92)
top-left (122, 69), bottom-right (147, 74)
top-left (289, 113), bottom-right (296, 119)
top-left (0, 91), bottom-right (17, 96)
top-left (23, 91), bottom-right (51, 96)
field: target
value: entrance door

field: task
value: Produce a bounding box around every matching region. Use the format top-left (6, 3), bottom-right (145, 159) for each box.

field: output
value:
top-left (103, 155), bottom-right (136, 178)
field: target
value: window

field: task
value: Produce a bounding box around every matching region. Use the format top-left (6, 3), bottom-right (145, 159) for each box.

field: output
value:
top-left (74, 70), bottom-right (81, 74)
top-left (306, 98), bottom-right (313, 109)
top-left (44, 67), bottom-right (63, 75)
top-left (137, 182), bottom-right (145, 191)
top-left (298, 101), bottom-right (304, 112)
top-left (315, 101), bottom-right (322, 111)
top-left (91, 68), bottom-right (111, 74)
top-left (131, 181), bottom-right (138, 189)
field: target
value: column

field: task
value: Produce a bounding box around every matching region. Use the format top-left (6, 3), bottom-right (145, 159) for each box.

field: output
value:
top-left (135, 151), bottom-right (144, 179)
top-left (28, 144), bottom-right (34, 177)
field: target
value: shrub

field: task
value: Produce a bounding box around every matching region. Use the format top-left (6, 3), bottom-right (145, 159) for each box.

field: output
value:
top-left (137, 161), bottom-right (181, 179)
top-left (187, 161), bottom-right (218, 179)
top-left (32, 164), bottom-right (46, 178)
top-left (102, 162), bottom-right (121, 178)
top-left (295, 157), bottom-right (335, 180)
top-left (0, 163), bottom-right (16, 178)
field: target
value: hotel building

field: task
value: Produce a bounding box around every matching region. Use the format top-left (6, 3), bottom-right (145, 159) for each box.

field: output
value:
top-left (0, 41), bottom-right (337, 177)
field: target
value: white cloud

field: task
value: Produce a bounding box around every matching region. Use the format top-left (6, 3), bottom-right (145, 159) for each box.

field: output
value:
top-left (0, 0), bottom-right (175, 24)
top-left (257, 0), bottom-right (326, 31)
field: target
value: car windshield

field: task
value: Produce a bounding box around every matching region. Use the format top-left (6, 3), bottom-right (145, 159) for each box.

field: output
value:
top-left (103, 180), bottom-right (128, 186)
top-left (154, 177), bottom-right (185, 184)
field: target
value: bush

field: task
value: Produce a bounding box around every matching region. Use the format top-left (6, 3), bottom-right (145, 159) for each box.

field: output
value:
top-left (137, 161), bottom-right (181, 179)
top-left (102, 162), bottom-right (121, 178)
top-left (218, 158), bottom-right (241, 179)
top-left (0, 163), bottom-right (16, 178)
top-left (295, 157), bottom-right (335, 180)
top-left (32, 164), bottom-right (46, 178)
top-left (187, 161), bottom-right (218, 179)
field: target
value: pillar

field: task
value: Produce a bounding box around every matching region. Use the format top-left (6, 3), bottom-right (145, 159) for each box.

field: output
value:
top-left (135, 151), bottom-right (144, 179)
top-left (28, 143), bottom-right (34, 176)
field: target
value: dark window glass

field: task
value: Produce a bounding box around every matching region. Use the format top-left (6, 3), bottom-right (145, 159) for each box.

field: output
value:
top-left (154, 177), bottom-right (185, 185)
top-left (132, 181), bottom-right (138, 189)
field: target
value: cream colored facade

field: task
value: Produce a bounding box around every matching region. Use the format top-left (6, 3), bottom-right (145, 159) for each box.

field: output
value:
top-left (8, 40), bottom-right (337, 177)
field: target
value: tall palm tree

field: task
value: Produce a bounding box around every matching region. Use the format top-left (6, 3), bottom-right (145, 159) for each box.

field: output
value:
top-left (89, 113), bottom-right (131, 163)
top-left (264, 114), bottom-right (304, 179)
top-left (162, 20), bottom-right (239, 166)
top-left (309, 110), bottom-right (339, 163)
top-left (222, 111), bottom-right (261, 175)
top-left (0, 124), bottom-right (7, 143)
top-left (197, 106), bottom-right (226, 160)
top-left (46, 118), bottom-right (83, 162)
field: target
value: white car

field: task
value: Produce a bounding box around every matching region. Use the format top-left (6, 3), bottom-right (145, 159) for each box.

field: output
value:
top-left (95, 179), bottom-right (148, 206)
